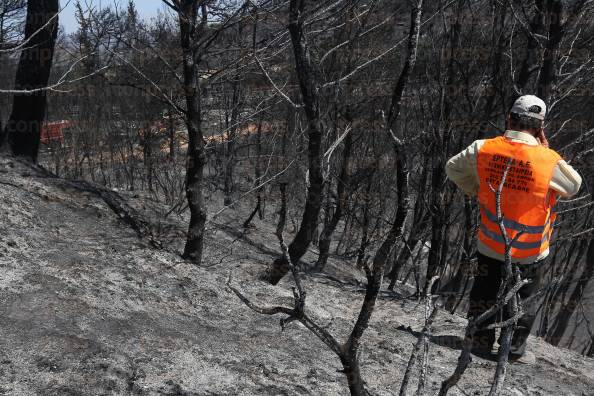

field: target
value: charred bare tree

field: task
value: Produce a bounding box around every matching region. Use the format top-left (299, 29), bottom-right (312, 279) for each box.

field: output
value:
top-left (243, 117), bottom-right (265, 229)
top-left (161, 0), bottom-right (246, 264)
top-left (173, 0), bottom-right (209, 264)
top-left (355, 167), bottom-right (374, 268)
top-left (388, 158), bottom-right (430, 290)
top-left (315, 128), bottom-right (353, 271)
top-left (233, 2), bottom-right (423, 395)
top-left (261, 0), bottom-right (325, 284)
top-left (1, 0), bottom-right (59, 161)
top-left (313, 1), bottom-right (358, 272)
top-left (223, 15), bottom-right (246, 206)
top-left (536, 0), bottom-right (564, 102)
top-left (444, 196), bottom-right (477, 313)
top-left (515, 0), bottom-right (547, 91)
top-left (545, 203), bottom-right (594, 345)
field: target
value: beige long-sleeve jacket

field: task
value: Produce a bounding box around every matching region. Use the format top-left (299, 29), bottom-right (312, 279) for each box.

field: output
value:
top-left (446, 130), bottom-right (583, 263)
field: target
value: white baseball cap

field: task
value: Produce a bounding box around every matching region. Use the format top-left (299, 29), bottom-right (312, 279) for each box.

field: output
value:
top-left (510, 95), bottom-right (546, 120)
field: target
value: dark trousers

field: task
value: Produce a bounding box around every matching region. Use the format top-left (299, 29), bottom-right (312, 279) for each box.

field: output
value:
top-left (468, 252), bottom-right (547, 356)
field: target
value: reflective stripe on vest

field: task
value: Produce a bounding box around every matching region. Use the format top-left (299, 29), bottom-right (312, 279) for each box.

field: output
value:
top-left (479, 224), bottom-right (550, 250)
top-left (476, 136), bottom-right (561, 259)
top-left (480, 204), bottom-right (547, 234)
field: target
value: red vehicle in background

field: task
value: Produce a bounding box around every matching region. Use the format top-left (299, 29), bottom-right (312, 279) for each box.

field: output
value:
top-left (40, 120), bottom-right (72, 145)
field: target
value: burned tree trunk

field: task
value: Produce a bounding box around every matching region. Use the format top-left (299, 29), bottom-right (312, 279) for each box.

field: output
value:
top-left (536, 0), bottom-right (564, 102)
top-left (176, 1), bottom-right (208, 264)
top-left (1, 0), bottom-right (59, 162)
top-left (516, 1), bottom-right (546, 91)
top-left (243, 119), bottom-right (265, 228)
top-left (387, 159), bottom-right (430, 290)
top-left (445, 196), bottom-right (476, 313)
top-left (424, 0), bottom-right (466, 295)
top-left (355, 170), bottom-right (374, 268)
top-left (223, 31), bottom-right (243, 206)
top-left (546, 217), bottom-right (594, 345)
top-left (315, 130), bottom-right (353, 271)
top-left (261, 0), bottom-right (324, 284)
top-left (342, 0), bottom-right (425, 375)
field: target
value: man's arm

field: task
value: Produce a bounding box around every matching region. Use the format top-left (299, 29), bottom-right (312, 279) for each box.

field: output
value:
top-left (445, 140), bottom-right (485, 196)
top-left (550, 160), bottom-right (582, 198)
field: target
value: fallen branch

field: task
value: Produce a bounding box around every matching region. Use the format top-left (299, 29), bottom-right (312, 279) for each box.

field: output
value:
top-left (61, 179), bottom-right (164, 249)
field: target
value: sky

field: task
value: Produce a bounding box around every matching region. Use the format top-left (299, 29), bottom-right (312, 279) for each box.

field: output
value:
top-left (59, 0), bottom-right (166, 33)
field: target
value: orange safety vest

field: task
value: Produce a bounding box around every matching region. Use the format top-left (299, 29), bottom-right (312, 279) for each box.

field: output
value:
top-left (477, 136), bottom-right (561, 259)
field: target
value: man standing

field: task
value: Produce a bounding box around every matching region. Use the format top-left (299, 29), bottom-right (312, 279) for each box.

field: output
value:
top-left (446, 95), bottom-right (582, 364)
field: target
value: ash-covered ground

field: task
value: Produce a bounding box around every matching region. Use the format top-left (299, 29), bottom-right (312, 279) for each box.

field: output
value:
top-left (1, 155), bottom-right (593, 395)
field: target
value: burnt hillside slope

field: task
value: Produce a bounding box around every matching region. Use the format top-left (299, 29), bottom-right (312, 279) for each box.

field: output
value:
top-left (0, 154), bottom-right (593, 396)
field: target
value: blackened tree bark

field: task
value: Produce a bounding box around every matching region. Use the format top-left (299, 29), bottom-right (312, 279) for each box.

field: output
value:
top-left (355, 171), bottom-right (374, 268)
top-left (223, 76), bottom-right (241, 205)
top-left (374, 0), bottom-right (424, 293)
top-left (424, 0), bottom-right (464, 295)
top-left (447, 196), bottom-right (476, 313)
top-left (173, 0), bottom-right (208, 264)
top-left (536, 0), bottom-right (564, 103)
top-left (478, 0), bottom-right (508, 136)
top-left (546, 237), bottom-right (592, 345)
top-left (140, 122), bottom-right (155, 192)
top-left (387, 158), bottom-right (430, 290)
top-left (261, 0), bottom-right (325, 284)
top-left (223, 17), bottom-right (245, 206)
top-left (160, 0), bottom-right (245, 263)
top-left (546, 185), bottom-right (594, 345)
top-left (315, 129), bottom-right (353, 271)
top-left (516, 0), bottom-right (546, 91)
top-left (243, 118), bottom-right (265, 228)
top-left (1, 0), bottom-right (59, 162)
top-left (517, 0), bottom-right (568, 102)
top-left (313, 1), bottom-right (357, 272)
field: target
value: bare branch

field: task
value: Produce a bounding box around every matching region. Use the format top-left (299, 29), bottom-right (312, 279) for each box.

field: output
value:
top-left (254, 54), bottom-right (302, 108)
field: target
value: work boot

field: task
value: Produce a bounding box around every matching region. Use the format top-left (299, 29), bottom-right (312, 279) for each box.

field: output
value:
top-left (509, 350), bottom-right (536, 364)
